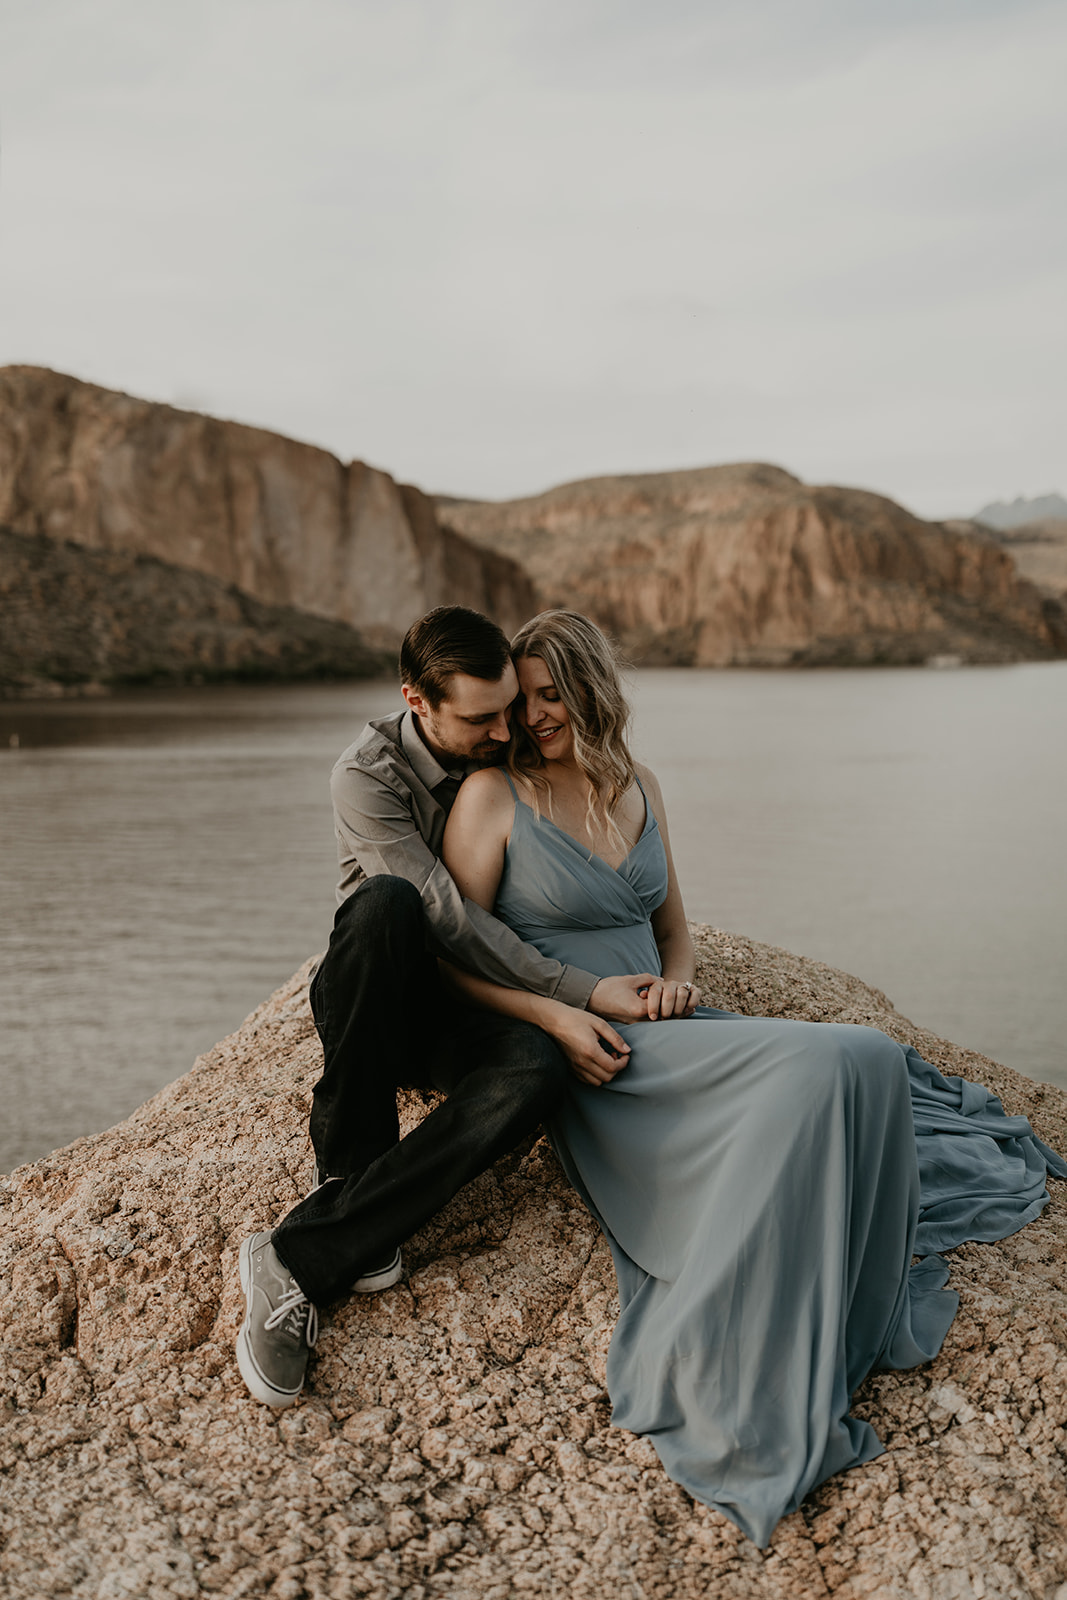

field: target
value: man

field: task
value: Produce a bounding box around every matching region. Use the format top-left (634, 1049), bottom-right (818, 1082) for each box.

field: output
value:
top-left (236, 605), bottom-right (655, 1408)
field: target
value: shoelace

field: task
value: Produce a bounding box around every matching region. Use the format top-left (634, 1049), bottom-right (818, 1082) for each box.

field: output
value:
top-left (264, 1287), bottom-right (319, 1348)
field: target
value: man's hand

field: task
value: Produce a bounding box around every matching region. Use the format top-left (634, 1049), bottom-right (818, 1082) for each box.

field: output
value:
top-left (548, 1006), bottom-right (632, 1088)
top-left (587, 973), bottom-right (660, 1023)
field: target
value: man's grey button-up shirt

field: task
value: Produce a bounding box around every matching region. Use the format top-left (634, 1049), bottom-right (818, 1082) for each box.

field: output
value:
top-left (330, 709), bottom-right (598, 1010)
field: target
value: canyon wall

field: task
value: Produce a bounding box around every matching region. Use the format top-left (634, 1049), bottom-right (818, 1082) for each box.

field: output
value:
top-left (2, 931), bottom-right (1065, 1598)
top-left (4, 368), bottom-right (1061, 673)
top-left (973, 517), bottom-right (1067, 600)
top-left (0, 367), bottom-right (535, 647)
top-left (0, 527), bottom-right (391, 694)
top-left (440, 465), bottom-right (1065, 666)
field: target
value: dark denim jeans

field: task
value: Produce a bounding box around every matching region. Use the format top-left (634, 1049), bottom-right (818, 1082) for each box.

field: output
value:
top-left (273, 875), bottom-right (568, 1305)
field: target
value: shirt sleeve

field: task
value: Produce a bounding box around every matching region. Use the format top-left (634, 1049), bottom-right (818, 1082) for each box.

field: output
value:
top-left (331, 760), bottom-right (598, 1009)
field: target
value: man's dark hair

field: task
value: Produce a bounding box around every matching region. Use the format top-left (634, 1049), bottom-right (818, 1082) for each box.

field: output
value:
top-left (399, 606), bottom-right (511, 708)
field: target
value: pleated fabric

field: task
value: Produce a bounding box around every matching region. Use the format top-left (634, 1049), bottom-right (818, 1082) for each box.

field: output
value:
top-left (493, 790), bottom-right (1063, 1546)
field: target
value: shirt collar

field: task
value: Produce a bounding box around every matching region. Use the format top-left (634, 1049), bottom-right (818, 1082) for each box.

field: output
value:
top-left (400, 709), bottom-right (465, 790)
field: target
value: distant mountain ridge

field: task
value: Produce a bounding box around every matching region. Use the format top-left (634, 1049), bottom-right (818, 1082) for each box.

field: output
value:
top-left (440, 465), bottom-right (1065, 667)
top-left (2, 366), bottom-right (1062, 680)
top-left (974, 493), bottom-right (1067, 530)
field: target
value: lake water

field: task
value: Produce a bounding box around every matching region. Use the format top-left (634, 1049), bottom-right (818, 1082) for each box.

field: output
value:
top-left (1, 664), bottom-right (1065, 1174)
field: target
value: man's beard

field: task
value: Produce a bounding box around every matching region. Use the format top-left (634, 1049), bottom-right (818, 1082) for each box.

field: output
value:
top-left (468, 741), bottom-right (507, 766)
top-left (425, 715), bottom-right (508, 766)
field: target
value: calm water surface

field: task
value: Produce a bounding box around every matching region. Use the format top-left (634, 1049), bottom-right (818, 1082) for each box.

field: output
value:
top-left (1, 665), bottom-right (1065, 1173)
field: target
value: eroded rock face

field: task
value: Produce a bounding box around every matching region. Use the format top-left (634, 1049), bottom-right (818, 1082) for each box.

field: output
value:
top-left (0, 526), bottom-right (391, 693)
top-left (0, 367), bottom-right (535, 646)
top-left (440, 465), bottom-right (1063, 666)
top-left (986, 519), bottom-right (1067, 600)
top-left (2, 931), bottom-right (1065, 1599)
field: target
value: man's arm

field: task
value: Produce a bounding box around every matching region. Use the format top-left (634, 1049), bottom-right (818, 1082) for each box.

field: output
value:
top-left (436, 768), bottom-right (633, 1084)
top-left (439, 767), bottom-right (660, 1028)
top-left (332, 760), bottom-right (599, 1007)
top-left (440, 961), bottom-right (632, 1087)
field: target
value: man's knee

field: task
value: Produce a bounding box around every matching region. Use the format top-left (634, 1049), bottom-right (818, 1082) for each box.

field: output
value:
top-left (315, 876), bottom-right (428, 1014)
top-left (329, 875), bottom-right (424, 953)
top-left (341, 874), bottom-right (421, 927)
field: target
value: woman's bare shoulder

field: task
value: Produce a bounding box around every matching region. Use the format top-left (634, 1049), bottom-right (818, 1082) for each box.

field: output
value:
top-left (633, 763), bottom-right (669, 828)
top-left (450, 765), bottom-right (514, 821)
top-left (635, 761), bottom-right (665, 803)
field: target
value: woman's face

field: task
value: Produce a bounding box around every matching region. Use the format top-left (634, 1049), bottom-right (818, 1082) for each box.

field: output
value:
top-left (515, 654), bottom-right (573, 761)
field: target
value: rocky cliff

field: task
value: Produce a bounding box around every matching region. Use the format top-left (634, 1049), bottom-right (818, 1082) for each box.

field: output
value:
top-left (0, 367), bottom-right (535, 647)
top-left (0, 526), bottom-right (391, 694)
top-left (440, 466), bottom-right (1064, 666)
top-left (987, 519), bottom-right (1067, 600)
top-left (2, 931), bottom-right (1065, 1599)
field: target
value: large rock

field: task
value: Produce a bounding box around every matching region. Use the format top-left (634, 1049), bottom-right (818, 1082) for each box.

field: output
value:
top-left (0, 367), bottom-right (535, 647)
top-left (0, 526), bottom-right (391, 694)
top-left (440, 465), bottom-right (1064, 666)
top-left (2, 932), bottom-right (1065, 1598)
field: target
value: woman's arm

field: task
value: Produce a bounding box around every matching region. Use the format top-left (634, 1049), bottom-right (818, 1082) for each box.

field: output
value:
top-left (639, 765), bottom-right (703, 1020)
top-left (442, 771), bottom-right (632, 1086)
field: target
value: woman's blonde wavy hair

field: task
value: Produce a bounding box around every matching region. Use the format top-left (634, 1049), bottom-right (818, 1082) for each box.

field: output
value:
top-left (507, 610), bottom-right (637, 850)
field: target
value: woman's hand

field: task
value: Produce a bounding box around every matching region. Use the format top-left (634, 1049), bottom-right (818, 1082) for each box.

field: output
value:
top-left (641, 978), bottom-right (701, 1020)
top-left (546, 1004), bottom-right (632, 1087)
top-left (587, 972), bottom-right (661, 1023)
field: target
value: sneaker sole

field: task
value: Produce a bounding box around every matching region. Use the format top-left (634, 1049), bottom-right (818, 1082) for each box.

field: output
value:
top-left (235, 1235), bottom-right (304, 1409)
top-left (309, 1168), bottom-right (403, 1295)
top-left (353, 1249), bottom-right (403, 1294)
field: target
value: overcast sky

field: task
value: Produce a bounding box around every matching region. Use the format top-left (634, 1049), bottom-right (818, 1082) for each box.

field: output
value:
top-left (2, 0), bottom-right (1063, 517)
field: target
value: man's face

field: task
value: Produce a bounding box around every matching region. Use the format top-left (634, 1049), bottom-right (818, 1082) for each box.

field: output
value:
top-left (402, 663), bottom-right (519, 764)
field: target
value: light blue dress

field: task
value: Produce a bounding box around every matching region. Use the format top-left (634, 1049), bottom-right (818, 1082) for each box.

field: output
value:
top-left (493, 779), bottom-right (1065, 1547)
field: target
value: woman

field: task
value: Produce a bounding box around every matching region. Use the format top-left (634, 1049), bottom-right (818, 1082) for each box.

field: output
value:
top-left (441, 610), bottom-right (1063, 1547)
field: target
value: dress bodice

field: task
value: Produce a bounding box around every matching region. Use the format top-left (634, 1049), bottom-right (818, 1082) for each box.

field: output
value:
top-left (494, 785), bottom-right (668, 980)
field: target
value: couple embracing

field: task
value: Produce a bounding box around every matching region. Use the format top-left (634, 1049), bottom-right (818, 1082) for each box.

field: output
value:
top-left (237, 604), bottom-right (1063, 1548)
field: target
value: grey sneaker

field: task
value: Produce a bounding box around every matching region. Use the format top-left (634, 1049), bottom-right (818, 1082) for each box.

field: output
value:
top-left (236, 1231), bottom-right (318, 1408)
top-left (309, 1162), bottom-right (404, 1294)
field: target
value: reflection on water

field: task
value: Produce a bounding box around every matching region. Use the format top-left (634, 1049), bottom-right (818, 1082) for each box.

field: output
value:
top-left (2, 665), bottom-right (1065, 1172)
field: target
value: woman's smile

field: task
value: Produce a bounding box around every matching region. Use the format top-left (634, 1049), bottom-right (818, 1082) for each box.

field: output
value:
top-left (527, 714), bottom-right (571, 758)
top-left (514, 654), bottom-right (575, 760)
